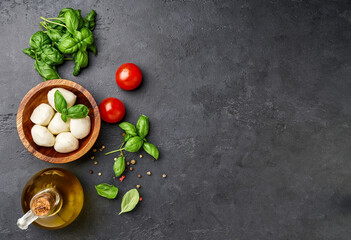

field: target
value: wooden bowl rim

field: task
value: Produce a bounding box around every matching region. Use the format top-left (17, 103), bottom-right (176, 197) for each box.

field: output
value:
top-left (16, 79), bottom-right (101, 164)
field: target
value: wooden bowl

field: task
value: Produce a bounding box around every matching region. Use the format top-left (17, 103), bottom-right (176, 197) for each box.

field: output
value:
top-left (16, 79), bottom-right (101, 163)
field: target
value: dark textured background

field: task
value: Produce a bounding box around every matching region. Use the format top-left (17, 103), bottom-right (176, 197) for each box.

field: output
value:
top-left (1, 0), bottom-right (351, 239)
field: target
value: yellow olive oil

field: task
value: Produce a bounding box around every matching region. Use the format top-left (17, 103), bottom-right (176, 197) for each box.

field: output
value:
top-left (21, 168), bottom-right (84, 230)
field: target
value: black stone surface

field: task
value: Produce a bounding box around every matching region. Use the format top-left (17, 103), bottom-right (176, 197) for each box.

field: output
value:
top-left (1, 1), bottom-right (351, 239)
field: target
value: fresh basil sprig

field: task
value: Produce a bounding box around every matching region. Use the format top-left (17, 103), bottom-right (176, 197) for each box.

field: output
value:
top-left (95, 183), bottom-right (118, 199)
top-left (54, 90), bottom-right (89, 122)
top-left (22, 8), bottom-right (97, 80)
top-left (105, 115), bottom-right (160, 160)
top-left (119, 189), bottom-right (139, 215)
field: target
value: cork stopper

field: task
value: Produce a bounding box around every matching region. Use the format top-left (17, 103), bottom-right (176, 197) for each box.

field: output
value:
top-left (30, 192), bottom-right (55, 216)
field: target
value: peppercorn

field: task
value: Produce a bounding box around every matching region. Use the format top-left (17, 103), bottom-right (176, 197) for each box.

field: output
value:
top-left (129, 167), bottom-right (133, 171)
top-left (89, 170), bottom-right (93, 174)
top-left (98, 172), bottom-right (102, 176)
top-left (139, 197), bottom-right (142, 201)
top-left (147, 171), bottom-right (151, 176)
top-left (93, 148), bottom-right (97, 152)
top-left (101, 145), bottom-right (105, 149)
top-left (126, 161), bottom-right (130, 166)
top-left (136, 185), bottom-right (141, 189)
top-left (122, 132), bottom-right (126, 137)
top-left (131, 160), bottom-right (136, 165)
top-left (90, 156), bottom-right (95, 160)
top-left (139, 154), bottom-right (143, 158)
top-left (113, 177), bottom-right (115, 179)
top-left (137, 174), bottom-right (142, 178)
top-left (162, 174), bottom-right (167, 178)
top-left (94, 161), bottom-right (98, 165)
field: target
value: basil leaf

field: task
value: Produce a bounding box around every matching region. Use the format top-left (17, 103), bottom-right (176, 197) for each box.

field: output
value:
top-left (83, 10), bottom-right (97, 31)
top-left (22, 48), bottom-right (35, 59)
top-left (41, 45), bottom-right (64, 65)
top-left (66, 104), bottom-right (89, 119)
top-left (30, 31), bottom-right (51, 50)
top-left (73, 28), bottom-right (94, 48)
top-left (64, 9), bottom-right (79, 34)
top-left (119, 122), bottom-right (137, 136)
top-left (119, 189), bottom-right (139, 215)
top-left (88, 43), bottom-right (97, 55)
top-left (124, 136), bottom-right (144, 152)
top-left (95, 183), bottom-right (118, 199)
top-left (143, 142), bottom-right (159, 160)
top-left (34, 59), bottom-right (60, 81)
top-left (113, 156), bottom-right (125, 177)
top-left (54, 90), bottom-right (67, 114)
top-left (61, 114), bottom-right (67, 122)
top-left (57, 36), bottom-right (80, 54)
top-left (72, 50), bottom-right (88, 76)
top-left (136, 115), bottom-right (149, 139)
top-left (46, 28), bottom-right (64, 43)
top-left (124, 133), bottom-right (132, 142)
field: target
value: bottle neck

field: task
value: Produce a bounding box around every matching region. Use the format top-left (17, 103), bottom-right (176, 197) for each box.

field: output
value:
top-left (17, 188), bottom-right (62, 230)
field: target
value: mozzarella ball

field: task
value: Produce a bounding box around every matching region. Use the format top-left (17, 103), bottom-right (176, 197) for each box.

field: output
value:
top-left (48, 113), bottom-right (70, 135)
top-left (31, 125), bottom-right (56, 147)
top-left (47, 88), bottom-right (77, 110)
top-left (70, 116), bottom-right (91, 139)
top-left (30, 103), bottom-right (54, 126)
top-left (54, 132), bottom-right (79, 153)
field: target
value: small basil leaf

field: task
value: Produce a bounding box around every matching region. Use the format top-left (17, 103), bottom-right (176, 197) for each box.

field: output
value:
top-left (119, 122), bottom-right (137, 136)
top-left (142, 142), bottom-right (159, 160)
top-left (113, 156), bottom-right (125, 177)
top-left (64, 9), bottom-right (79, 34)
top-left (83, 10), bottom-right (97, 31)
top-left (22, 48), bottom-right (35, 59)
top-left (54, 90), bottom-right (67, 114)
top-left (88, 43), bottom-right (97, 55)
top-left (34, 59), bottom-right (60, 81)
top-left (61, 114), bottom-right (67, 122)
top-left (124, 136), bottom-right (144, 152)
top-left (95, 183), bottom-right (118, 199)
top-left (136, 115), bottom-right (149, 139)
top-left (72, 50), bottom-right (88, 76)
top-left (57, 36), bottom-right (80, 54)
top-left (46, 28), bottom-right (64, 42)
top-left (119, 189), bottom-right (139, 215)
top-left (124, 133), bottom-right (132, 142)
top-left (41, 45), bottom-right (64, 65)
top-left (30, 31), bottom-right (51, 50)
top-left (66, 104), bottom-right (89, 119)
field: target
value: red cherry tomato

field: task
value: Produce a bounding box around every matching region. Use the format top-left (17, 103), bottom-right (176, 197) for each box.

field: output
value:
top-left (115, 63), bottom-right (142, 90)
top-left (99, 97), bottom-right (125, 123)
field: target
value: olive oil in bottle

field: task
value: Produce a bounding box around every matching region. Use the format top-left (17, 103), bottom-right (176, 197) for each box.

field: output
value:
top-left (18, 168), bottom-right (84, 230)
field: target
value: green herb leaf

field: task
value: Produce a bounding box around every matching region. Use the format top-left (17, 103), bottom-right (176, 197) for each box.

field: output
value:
top-left (83, 10), bottom-right (97, 31)
top-left (124, 136), bottom-right (144, 152)
top-left (46, 28), bottom-right (64, 42)
top-left (54, 90), bottom-right (67, 114)
top-left (30, 31), bottom-right (51, 50)
top-left (95, 183), bottom-right (118, 199)
top-left (41, 45), bottom-right (64, 65)
top-left (57, 36), bottom-right (80, 54)
top-left (119, 189), bottom-right (139, 215)
top-left (113, 156), bottom-right (125, 177)
top-left (119, 122), bottom-right (137, 136)
top-left (124, 133), bottom-right (132, 142)
top-left (64, 9), bottom-right (79, 34)
top-left (34, 59), bottom-right (60, 81)
top-left (72, 50), bottom-right (88, 76)
top-left (142, 142), bottom-right (159, 160)
top-left (61, 114), bottom-right (67, 122)
top-left (66, 104), bottom-right (89, 119)
top-left (22, 48), bottom-right (35, 59)
top-left (136, 115), bottom-right (149, 139)
top-left (88, 43), bottom-right (97, 55)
